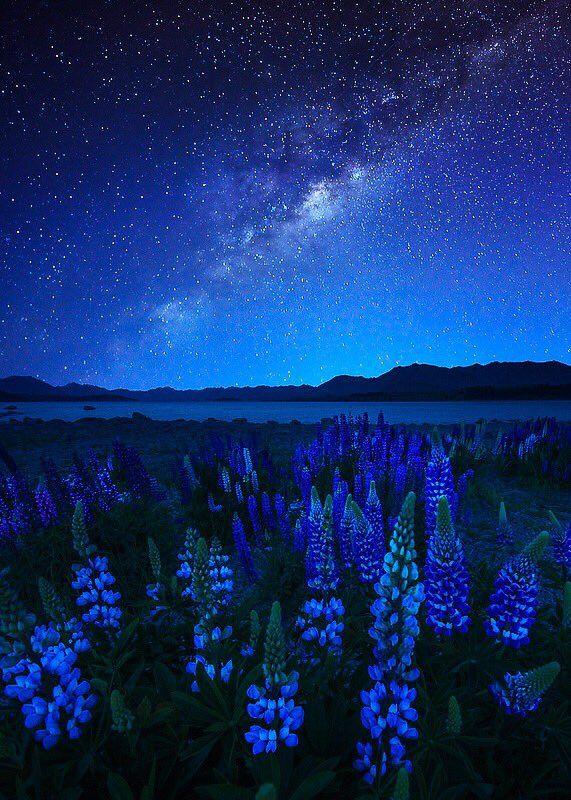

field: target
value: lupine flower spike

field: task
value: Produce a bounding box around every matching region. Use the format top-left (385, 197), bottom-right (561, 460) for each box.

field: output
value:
top-left (490, 661), bottom-right (560, 716)
top-left (146, 537), bottom-right (163, 600)
top-left (424, 496), bottom-right (470, 635)
top-left (356, 493), bottom-right (424, 784)
top-left (425, 430), bottom-right (455, 538)
top-left (484, 531), bottom-right (548, 648)
top-left (245, 601), bottom-right (304, 755)
top-left (71, 502), bottom-right (95, 559)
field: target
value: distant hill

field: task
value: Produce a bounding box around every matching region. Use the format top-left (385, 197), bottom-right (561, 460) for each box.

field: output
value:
top-left (1, 361), bottom-right (570, 403)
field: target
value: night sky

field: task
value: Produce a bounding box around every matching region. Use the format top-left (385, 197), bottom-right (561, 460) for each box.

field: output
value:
top-left (1, 1), bottom-right (569, 390)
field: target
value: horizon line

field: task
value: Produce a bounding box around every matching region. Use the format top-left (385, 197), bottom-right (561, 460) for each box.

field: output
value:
top-left (1, 358), bottom-right (569, 394)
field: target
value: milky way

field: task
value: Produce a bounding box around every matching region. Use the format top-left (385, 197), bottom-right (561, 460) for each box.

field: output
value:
top-left (1, 0), bottom-right (569, 388)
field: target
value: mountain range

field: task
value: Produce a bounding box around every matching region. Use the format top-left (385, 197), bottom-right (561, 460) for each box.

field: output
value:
top-left (1, 361), bottom-right (570, 403)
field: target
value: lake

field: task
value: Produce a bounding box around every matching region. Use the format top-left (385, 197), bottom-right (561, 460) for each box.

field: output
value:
top-left (1, 399), bottom-right (570, 425)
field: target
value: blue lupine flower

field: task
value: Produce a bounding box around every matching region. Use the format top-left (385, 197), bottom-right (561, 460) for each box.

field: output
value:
top-left (243, 447), bottom-right (253, 475)
top-left (245, 674), bottom-right (304, 753)
top-left (305, 491), bottom-right (338, 592)
top-left (490, 661), bottom-right (560, 716)
top-left (235, 481), bottom-right (244, 504)
top-left (351, 501), bottom-right (382, 584)
top-left (338, 493), bottom-right (354, 568)
top-left (176, 527), bottom-right (199, 599)
top-left (274, 493), bottom-right (289, 539)
top-left (221, 467), bottom-right (231, 493)
top-left (251, 470), bottom-right (260, 494)
top-left (296, 597), bottom-right (345, 664)
top-left (185, 620), bottom-right (233, 691)
top-left (425, 431), bottom-right (455, 538)
top-left (32, 619), bottom-right (90, 655)
top-left (300, 466), bottom-right (312, 511)
top-left (332, 479), bottom-right (348, 538)
top-left (209, 537), bottom-right (233, 608)
top-left (424, 497), bottom-right (470, 635)
top-left (71, 555), bottom-right (122, 632)
top-left (1, 624), bottom-right (96, 750)
top-left (232, 513), bottom-right (258, 583)
top-left (356, 493), bottom-right (423, 783)
top-left (365, 481), bottom-right (384, 552)
top-left (550, 512), bottom-right (571, 571)
top-left (207, 493), bottom-right (223, 513)
top-left (245, 602), bottom-right (304, 755)
top-left (358, 679), bottom-right (419, 778)
top-left (484, 553), bottom-right (539, 648)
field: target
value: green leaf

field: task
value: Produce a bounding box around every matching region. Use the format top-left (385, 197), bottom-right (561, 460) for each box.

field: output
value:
top-left (172, 691), bottom-right (220, 726)
top-left (255, 785), bottom-right (277, 800)
top-left (140, 757), bottom-right (156, 800)
top-left (115, 617), bottom-right (139, 652)
top-left (90, 678), bottom-right (108, 696)
top-left (153, 661), bottom-right (177, 696)
top-left (288, 771), bottom-right (336, 800)
top-left (107, 772), bottom-right (134, 800)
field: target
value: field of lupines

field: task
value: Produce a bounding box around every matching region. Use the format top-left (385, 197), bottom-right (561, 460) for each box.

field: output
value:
top-left (0, 413), bottom-right (569, 799)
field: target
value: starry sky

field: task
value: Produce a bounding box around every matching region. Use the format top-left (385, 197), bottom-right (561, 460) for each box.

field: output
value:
top-left (1, 0), bottom-right (569, 390)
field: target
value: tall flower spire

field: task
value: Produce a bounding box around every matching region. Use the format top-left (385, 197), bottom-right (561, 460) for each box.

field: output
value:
top-left (424, 496), bottom-right (470, 635)
top-left (356, 493), bottom-right (424, 784)
top-left (425, 430), bottom-right (455, 538)
top-left (245, 602), bottom-right (304, 755)
top-left (484, 532), bottom-right (548, 648)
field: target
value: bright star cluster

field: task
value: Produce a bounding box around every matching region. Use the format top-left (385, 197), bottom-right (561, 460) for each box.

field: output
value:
top-left (1, 0), bottom-right (569, 389)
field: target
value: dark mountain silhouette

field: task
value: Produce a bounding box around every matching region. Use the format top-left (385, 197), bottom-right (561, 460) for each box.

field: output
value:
top-left (1, 361), bottom-right (570, 403)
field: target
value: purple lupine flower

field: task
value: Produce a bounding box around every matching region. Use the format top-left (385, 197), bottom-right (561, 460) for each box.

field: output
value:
top-left (232, 514), bottom-right (258, 583)
top-left (248, 495), bottom-right (263, 545)
top-left (261, 492), bottom-right (275, 531)
top-left (35, 484), bottom-right (58, 528)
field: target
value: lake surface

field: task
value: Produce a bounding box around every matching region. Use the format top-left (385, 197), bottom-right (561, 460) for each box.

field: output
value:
top-left (1, 400), bottom-right (570, 425)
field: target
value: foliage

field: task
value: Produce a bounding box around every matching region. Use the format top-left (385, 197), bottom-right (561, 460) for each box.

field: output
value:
top-left (0, 415), bottom-right (569, 799)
